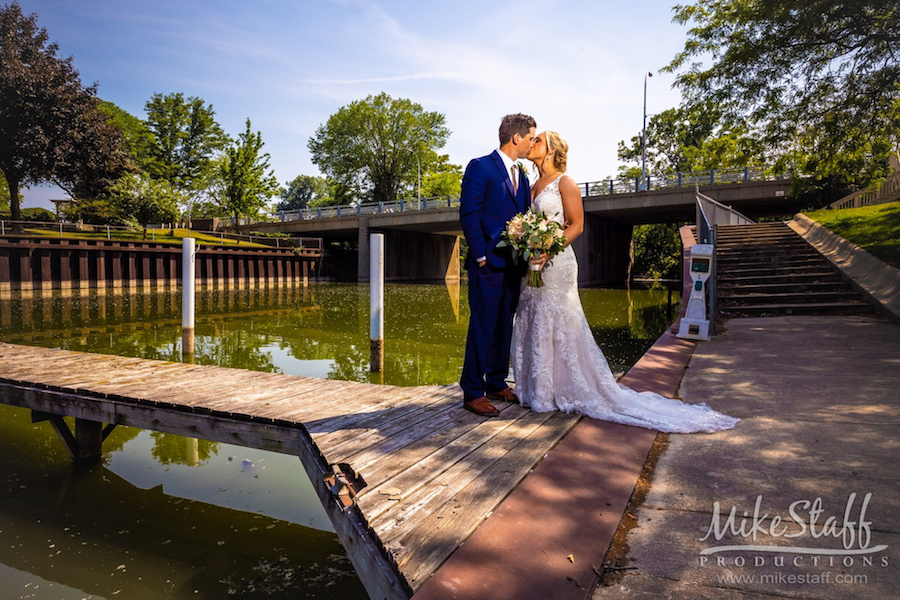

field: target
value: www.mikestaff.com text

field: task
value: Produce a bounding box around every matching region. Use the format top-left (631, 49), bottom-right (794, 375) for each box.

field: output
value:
top-left (716, 572), bottom-right (868, 585)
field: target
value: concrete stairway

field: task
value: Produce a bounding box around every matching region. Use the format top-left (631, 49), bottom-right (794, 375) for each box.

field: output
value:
top-left (715, 222), bottom-right (871, 316)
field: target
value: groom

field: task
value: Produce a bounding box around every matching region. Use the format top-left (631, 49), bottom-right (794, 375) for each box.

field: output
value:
top-left (458, 113), bottom-right (536, 417)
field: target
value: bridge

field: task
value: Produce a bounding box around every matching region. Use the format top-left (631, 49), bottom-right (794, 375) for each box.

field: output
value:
top-left (244, 168), bottom-right (798, 286)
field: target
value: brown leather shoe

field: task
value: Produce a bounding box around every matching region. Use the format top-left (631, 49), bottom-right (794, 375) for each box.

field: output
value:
top-left (463, 397), bottom-right (500, 417)
top-left (486, 387), bottom-right (519, 403)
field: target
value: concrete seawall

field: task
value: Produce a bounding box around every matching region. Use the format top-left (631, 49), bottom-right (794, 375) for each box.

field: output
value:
top-left (789, 213), bottom-right (900, 320)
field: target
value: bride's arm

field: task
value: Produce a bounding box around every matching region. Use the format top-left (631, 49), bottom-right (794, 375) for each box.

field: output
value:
top-left (559, 176), bottom-right (584, 246)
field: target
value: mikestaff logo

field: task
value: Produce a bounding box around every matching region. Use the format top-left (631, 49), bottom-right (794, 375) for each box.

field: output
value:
top-left (697, 493), bottom-right (889, 586)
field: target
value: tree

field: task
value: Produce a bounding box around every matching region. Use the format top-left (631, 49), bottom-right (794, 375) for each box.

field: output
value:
top-left (109, 173), bottom-right (182, 234)
top-left (631, 223), bottom-right (683, 281)
top-left (211, 119), bottom-right (279, 230)
top-left (53, 99), bottom-right (132, 199)
top-left (0, 171), bottom-right (19, 212)
top-left (275, 174), bottom-right (333, 211)
top-left (61, 197), bottom-right (128, 226)
top-left (143, 92), bottom-right (228, 209)
top-left (98, 100), bottom-right (155, 172)
top-left (665, 0), bottom-right (900, 193)
top-left (617, 102), bottom-right (763, 177)
top-left (0, 2), bottom-right (125, 224)
top-left (419, 154), bottom-right (463, 198)
top-left (308, 93), bottom-right (451, 204)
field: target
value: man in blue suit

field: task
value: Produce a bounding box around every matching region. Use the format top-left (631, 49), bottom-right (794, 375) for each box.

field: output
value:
top-left (459, 114), bottom-right (536, 417)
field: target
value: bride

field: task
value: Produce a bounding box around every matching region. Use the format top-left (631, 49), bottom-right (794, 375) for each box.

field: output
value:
top-left (511, 131), bottom-right (738, 433)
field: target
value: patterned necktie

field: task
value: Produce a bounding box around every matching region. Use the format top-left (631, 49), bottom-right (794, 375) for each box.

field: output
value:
top-left (511, 165), bottom-right (518, 195)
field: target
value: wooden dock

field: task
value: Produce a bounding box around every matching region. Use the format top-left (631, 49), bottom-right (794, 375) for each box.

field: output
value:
top-left (0, 342), bottom-right (580, 599)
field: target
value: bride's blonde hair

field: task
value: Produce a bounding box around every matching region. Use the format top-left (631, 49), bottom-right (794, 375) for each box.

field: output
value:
top-left (544, 131), bottom-right (568, 173)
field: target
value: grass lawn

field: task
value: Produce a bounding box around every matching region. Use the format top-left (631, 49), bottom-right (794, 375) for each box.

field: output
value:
top-left (803, 201), bottom-right (900, 269)
top-left (1, 226), bottom-right (271, 248)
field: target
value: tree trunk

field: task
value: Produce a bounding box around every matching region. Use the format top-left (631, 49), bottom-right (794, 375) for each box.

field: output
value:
top-left (7, 174), bottom-right (23, 233)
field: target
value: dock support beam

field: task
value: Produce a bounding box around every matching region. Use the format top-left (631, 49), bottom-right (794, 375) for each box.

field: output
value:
top-left (31, 411), bottom-right (115, 464)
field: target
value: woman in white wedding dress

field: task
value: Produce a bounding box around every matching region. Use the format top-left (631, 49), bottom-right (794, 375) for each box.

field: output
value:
top-left (511, 131), bottom-right (738, 433)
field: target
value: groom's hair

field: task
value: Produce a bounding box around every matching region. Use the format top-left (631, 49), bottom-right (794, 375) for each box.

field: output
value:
top-left (499, 113), bottom-right (536, 145)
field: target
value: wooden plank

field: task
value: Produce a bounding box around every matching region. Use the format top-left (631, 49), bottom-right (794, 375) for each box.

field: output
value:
top-left (394, 411), bottom-right (581, 589)
top-left (311, 387), bottom-right (458, 451)
top-left (269, 381), bottom-right (409, 424)
top-left (0, 381), bottom-right (308, 455)
top-left (322, 396), bottom-right (473, 467)
top-left (355, 404), bottom-right (526, 521)
top-left (371, 408), bottom-right (557, 548)
top-left (300, 385), bottom-right (455, 436)
top-left (248, 379), bottom-right (360, 418)
top-left (0, 343), bottom-right (588, 597)
top-left (295, 414), bottom-right (411, 600)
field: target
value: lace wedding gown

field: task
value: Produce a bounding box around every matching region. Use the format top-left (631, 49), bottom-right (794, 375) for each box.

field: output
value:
top-left (511, 176), bottom-right (738, 433)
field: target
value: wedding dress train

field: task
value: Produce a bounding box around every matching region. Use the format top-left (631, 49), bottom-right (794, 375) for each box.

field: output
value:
top-left (511, 176), bottom-right (738, 433)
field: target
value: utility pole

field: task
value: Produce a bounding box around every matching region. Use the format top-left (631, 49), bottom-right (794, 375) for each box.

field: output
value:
top-left (641, 71), bottom-right (653, 192)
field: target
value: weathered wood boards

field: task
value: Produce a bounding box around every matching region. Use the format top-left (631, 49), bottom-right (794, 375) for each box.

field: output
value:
top-left (0, 343), bottom-right (579, 599)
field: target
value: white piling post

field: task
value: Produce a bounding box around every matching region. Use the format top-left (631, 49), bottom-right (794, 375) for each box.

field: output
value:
top-left (370, 233), bottom-right (384, 372)
top-left (182, 237), bottom-right (196, 357)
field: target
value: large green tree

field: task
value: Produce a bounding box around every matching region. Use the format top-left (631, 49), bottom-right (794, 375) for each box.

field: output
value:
top-left (618, 102), bottom-right (763, 177)
top-left (110, 173), bottom-right (182, 232)
top-left (308, 93), bottom-right (451, 204)
top-left (212, 119), bottom-right (279, 230)
top-left (275, 174), bottom-right (333, 211)
top-left (98, 100), bottom-right (155, 172)
top-left (419, 154), bottom-right (463, 198)
top-left (665, 0), bottom-right (900, 193)
top-left (143, 92), bottom-right (228, 208)
top-left (0, 2), bottom-right (125, 223)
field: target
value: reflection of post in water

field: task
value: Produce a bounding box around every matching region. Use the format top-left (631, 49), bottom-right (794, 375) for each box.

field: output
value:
top-left (96, 289), bottom-right (107, 322)
top-left (370, 233), bottom-right (384, 373)
top-left (40, 292), bottom-right (52, 325)
top-left (21, 294), bottom-right (33, 328)
top-left (185, 437), bottom-right (199, 467)
top-left (0, 295), bottom-right (10, 328)
top-left (627, 287), bottom-right (634, 326)
top-left (182, 238), bottom-right (196, 359)
top-left (445, 277), bottom-right (460, 322)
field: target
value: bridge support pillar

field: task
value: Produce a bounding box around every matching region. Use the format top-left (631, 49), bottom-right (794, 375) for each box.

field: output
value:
top-left (358, 217), bottom-right (370, 283)
top-left (358, 230), bottom-right (460, 283)
top-left (571, 215), bottom-right (632, 287)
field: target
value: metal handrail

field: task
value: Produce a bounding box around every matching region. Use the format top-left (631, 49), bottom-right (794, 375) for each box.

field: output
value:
top-left (695, 190), bottom-right (754, 244)
top-left (276, 166), bottom-right (783, 222)
top-left (694, 190), bottom-right (754, 337)
top-left (0, 219), bottom-right (322, 251)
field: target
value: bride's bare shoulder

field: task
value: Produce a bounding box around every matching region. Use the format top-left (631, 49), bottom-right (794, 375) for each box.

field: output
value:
top-left (558, 174), bottom-right (579, 194)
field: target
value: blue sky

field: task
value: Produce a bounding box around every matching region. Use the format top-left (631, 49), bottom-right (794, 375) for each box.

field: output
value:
top-left (19, 0), bottom-right (690, 210)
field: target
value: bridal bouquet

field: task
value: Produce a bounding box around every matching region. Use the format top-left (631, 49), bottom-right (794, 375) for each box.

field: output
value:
top-left (497, 210), bottom-right (567, 287)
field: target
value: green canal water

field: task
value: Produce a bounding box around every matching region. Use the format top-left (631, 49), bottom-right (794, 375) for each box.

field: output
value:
top-left (0, 283), bottom-right (678, 599)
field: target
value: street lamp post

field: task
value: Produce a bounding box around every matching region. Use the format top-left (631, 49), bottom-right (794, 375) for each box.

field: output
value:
top-left (413, 151), bottom-right (421, 210)
top-left (641, 71), bottom-right (653, 192)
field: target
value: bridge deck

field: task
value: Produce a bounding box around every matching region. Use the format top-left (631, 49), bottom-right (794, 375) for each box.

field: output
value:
top-left (0, 343), bottom-right (579, 599)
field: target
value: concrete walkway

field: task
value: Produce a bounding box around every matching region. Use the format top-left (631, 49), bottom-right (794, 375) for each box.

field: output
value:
top-left (592, 314), bottom-right (900, 599)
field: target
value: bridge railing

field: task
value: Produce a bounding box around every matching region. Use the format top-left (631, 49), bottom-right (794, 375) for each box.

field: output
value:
top-left (276, 166), bottom-right (781, 222)
top-left (828, 170), bottom-right (900, 210)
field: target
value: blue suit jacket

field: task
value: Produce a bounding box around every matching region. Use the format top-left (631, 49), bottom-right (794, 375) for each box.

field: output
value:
top-left (459, 150), bottom-right (531, 269)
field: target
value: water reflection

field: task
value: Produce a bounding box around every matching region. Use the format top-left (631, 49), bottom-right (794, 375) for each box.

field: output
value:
top-left (0, 284), bottom-right (677, 383)
top-left (0, 283), bottom-right (677, 598)
top-left (0, 404), bottom-right (365, 599)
